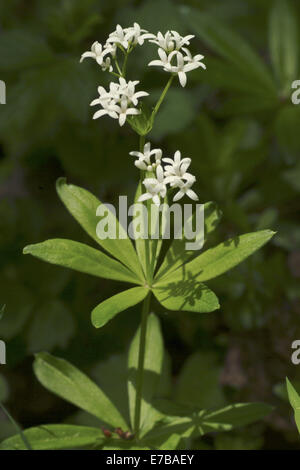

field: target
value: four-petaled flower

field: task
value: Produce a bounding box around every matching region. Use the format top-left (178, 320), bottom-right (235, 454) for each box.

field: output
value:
top-left (130, 142), bottom-right (162, 171)
top-left (173, 178), bottom-right (198, 202)
top-left (148, 31), bottom-right (195, 52)
top-left (80, 41), bottom-right (113, 65)
top-left (91, 78), bottom-right (148, 127)
top-left (138, 165), bottom-right (167, 206)
top-left (149, 48), bottom-right (206, 87)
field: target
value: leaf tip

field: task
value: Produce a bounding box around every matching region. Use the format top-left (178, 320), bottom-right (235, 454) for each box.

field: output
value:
top-left (56, 177), bottom-right (67, 191)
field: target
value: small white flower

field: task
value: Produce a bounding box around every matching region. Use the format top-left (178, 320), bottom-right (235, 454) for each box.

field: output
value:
top-left (149, 46), bottom-right (206, 87)
top-left (125, 23), bottom-right (153, 46)
top-left (130, 142), bottom-right (162, 171)
top-left (148, 31), bottom-right (195, 52)
top-left (173, 178), bottom-right (199, 202)
top-left (100, 56), bottom-right (113, 72)
top-left (163, 150), bottom-right (191, 177)
top-left (114, 97), bottom-right (140, 127)
top-left (80, 41), bottom-right (112, 65)
top-left (90, 78), bottom-right (148, 127)
top-left (169, 51), bottom-right (205, 87)
top-left (107, 24), bottom-right (130, 49)
top-left (118, 77), bottom-right (149, 106)
top-left (148, 48), bottom-right (175, 70)
top-left (139, 165), bottom-right (167, 206)
top-left (162, 150), bottom-right (198, 201)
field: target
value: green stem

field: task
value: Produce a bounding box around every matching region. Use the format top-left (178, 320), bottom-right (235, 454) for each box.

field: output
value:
top-left (114, 58), bottom-right (123, 76)
top-left (134, 292), bottom-right (151, 439)
top-left (151, 75), bottom-right (174, 120)
top-left (122, 52), bottom-right (129, 77)
top-left (0, 402), bottom-right (32, 450)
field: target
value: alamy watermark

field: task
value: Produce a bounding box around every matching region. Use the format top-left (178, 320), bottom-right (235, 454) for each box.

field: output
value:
top-left (291, 340), bottom-right (300, 365)
top-left (0, 80), bottom-right (6, 104)
top-left (96, 197), bottom-right (205, 251)
top-left (0, 340), bottom-right (6, 365)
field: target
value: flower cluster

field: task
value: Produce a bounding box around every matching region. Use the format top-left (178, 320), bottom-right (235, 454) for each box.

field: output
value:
top-left (80, 23), bottom-right (152, 69)
top-left (80, 24), bottom-right (206, 127)
top-left (130, 143), bottom-right (198, 205)
top-left (148, 31), bottom-right (206, 87)
top-left (91, 78), bottom-right (149, 126)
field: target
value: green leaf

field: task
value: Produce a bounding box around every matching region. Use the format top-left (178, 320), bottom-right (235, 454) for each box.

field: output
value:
top-left (127, 104), bottom-right (154, 136)
top-left (128, 313), bottom-right (164, 434)
top-left (92, 287), bottom-right (149, 329)
top-left (269, 0), bottom-right (298, 94)
top-left (56, 178), bottom-right (144, 281)
top-left (153, 281), bottom-right (219, 313)
top-left (182, 9), bottom-right (277, 97)
top-left (200, 403), bottom-right (273, 432)
top-left (0, 425), bottom-right (103, 450)
top-left (156, 230), bottom-right (275, 284)
top-left (23, 239), bottom-right (141, 285)
top-left (145, 402), bottom-right (273, 440)
top-left (33, 352), bottom-right (128, 429)
top-left (155, 201), bottom-right (222, 279)
top-left (286, 377), bottom-right (300, 433)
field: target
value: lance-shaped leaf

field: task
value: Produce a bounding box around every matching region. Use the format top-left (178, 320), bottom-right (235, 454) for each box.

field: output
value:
top-left (92, 287), bottom-right (149, 329)
top-left (155, 202), bottom-right (222, 279)
top-left (286, 378), bottom-right (300, 433)
top-left (153, 280), bottom-right (219, 314)
top-left (56, 178), bottom-right (144, 281)
top-left (182, 9), bottom-right (277, 97)
top-left (144, 402), bottom-right (273, 440)
top-left (33, 352), bottom-right (128, 429)
top-left (0, 425), bottom-right (104, 450)
top-left (269, 0), bottom-right (298, 94)
top-left (156, 230), bottom-right (275, 284)
top-left (128, 313), bottom-right (164, 434)
top-left (23, 239), bottom-right (141, 285)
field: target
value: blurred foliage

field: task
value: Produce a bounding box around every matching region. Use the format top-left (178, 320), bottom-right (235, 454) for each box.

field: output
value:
top-left (0, 0), bottom-right (300, 449)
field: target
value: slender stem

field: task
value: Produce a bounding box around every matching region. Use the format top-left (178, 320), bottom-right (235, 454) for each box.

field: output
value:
top-left (114, 58), bottom-right (123, 76)
top-left (122, 52), bottom-right (129, 77)
top-left (151, 75), bottom-right (174, 120)
top-left (134, 292), bottom-right (151, 439)
top-left (0, 402), bottom-right (32, 450)
top-left (139, 134), bottom-right (145, 153)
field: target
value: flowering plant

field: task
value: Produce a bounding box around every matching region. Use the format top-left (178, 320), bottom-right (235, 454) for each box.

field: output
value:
top-left (1, 23), bottom-right (275, 451)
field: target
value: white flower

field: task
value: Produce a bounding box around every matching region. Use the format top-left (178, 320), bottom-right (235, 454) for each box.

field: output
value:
top-left (148, 48), bottom-right (176, 71)
top-left (125, 23), bottom-right (153, 46)
top-left (163, 151), bottom-right (192, 181)
top-left (169, 51), bottom-right (205, 87)
top-left (90, 78), bottom-right (148, 127)
top-left (130, 142), bottom-right (162, 171)
top-left (107, 23), bottom-right (152, 50)
top-left (163, 150), bottom-right (198, 201)
top-left (80, 41), bottom-right (113, 65)
top-left (148, 31), bottom-right (195, 52)
top-left (100, 56), bottom-right (113, 72)
top-left (114, 97), bottom-right (140, 126)
top-left (107, 24), bottom-right (130, 49)
top-left (139, 165), bottom-right (167, 206)
top-left (173, 178), bottom-right (198, 202)
top-left (118, 77), bottom-right (149, 106)
top-left (149, 48), bottom-right (205, 86)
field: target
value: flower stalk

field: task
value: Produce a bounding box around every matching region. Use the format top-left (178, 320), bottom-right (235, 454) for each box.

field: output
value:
top-left (134, 291), bottom-right (151, 439)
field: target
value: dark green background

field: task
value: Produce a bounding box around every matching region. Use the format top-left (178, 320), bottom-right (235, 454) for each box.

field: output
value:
top-left (0, 0), bottom-right (300, 449)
